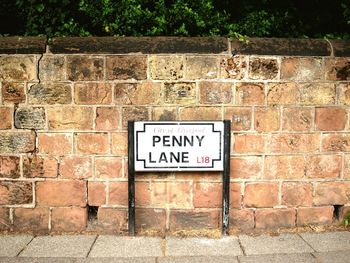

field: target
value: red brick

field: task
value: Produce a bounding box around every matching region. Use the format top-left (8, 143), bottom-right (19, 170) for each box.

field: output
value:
top-left (23, 155), bottom-right (58, 178)
top-left (136, 208), bottom-right (166, 233)
top-left (249, 58), bottom-right (278, 80)
top-left (314, 182), bottom-right (350, 206)
top-left (115, 82), bottom-right (161, 105)
top-left (282, 107), bottom-right (313, 131)
top-left (109, 182), bottom-right (128, 206)
top-left (256, 208), bottom-right (296, 229)
top-left (179, 107), bottom-right (221, 120)
top-left (74, 83), bottom-right (112, 105)
top-left (0, 107), bottom-right (12, 129)
top-left (67, 56), bottom-right (103, 81)
top-left (235, 83), bottom-right (265, 105)
top-left (230, 157), bottom-right (262, 179)
top-left (121, 106), bottom-right (149, 128)
top-left (343, 154), bottom-right (350, 178)
top-left (36, 180), bottom-right (86, 207)
top-left (38, 133), bottom-right (72, 155)
top-left (135, 181), bottom-right (151, 206)
top-left (224, 107), bottom-right (252, 131)
top-left (194, 182), bottom-right (221, 208)
top-left (88, 181), bottom-right (106, 206)
top-left (267, 83), bottom-right (299, 105)
top-left (199, 82), bottom-right (232, 104)
top-left (152, 182), bottom-right (192, 208)
top-left (270, 134), bottom-right (320, 153)
top-left (281, 57), bottom-right (323, 81)
top-left (0, 208), bottom-right (10, 231)
top-left (96, 107), bottom-right (119, 130)
top-left (51, 207), bottom-right (87, 232)
top-left (169, 210), bottom-right (220, 230)
top-left (230, 183), bottom-right (242, 208)
top-left (322, 134), bottom-right (350, 152)
top-left (59, 156), bottom-right (92, 179)
top-left (13, 208), bottom-right (49, 233)
top-left (325, 58), bottom-right (350, 81)
top-left (2, 82), bottom-right (25, 104)
top-left (0, 156), bottom-right (20, 178)
top-left (282, 183), bottom-right (313, 207)
top-left (106, 55), bottom-right (147, 80)
top-left (315, 107), bottom-right (346, 131)
top-left (244, 183), bottom-right (279, 208)
top-left (97, 208), bottom-right (127, 232)
top-left (48, 107), bottom-right (94, 130)
top-left (75, 133), bottom-right (109, 154)
top-left (111, 132), bottom-right (128, 155)
top-left (305, 155), bottom-right (341, 179)
top-left (254, 107), bottom-right (280, 132)
top-left (229, 209), bottom-right (254, 230)
top-left (264, 155), bottom-right (305, 179)
top-left (0, 181), bottom-right (32, 205)
top-left (297, 207), bottom-right (334, 226)
top-left (95, 157), bottom-right (123, 178)
top-left (233, 134), bottom-right (267, 153)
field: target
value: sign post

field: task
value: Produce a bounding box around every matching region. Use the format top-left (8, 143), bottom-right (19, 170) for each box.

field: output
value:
top-left (128, 121), bottom-right (231, 235)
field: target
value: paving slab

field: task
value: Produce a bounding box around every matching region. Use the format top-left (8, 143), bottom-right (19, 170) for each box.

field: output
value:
top-left (239, 234), bottom-right (314, 255)
top-left (300, 231), bottom-right (350, 252)
top-left (166, 237), bottom-right (243, 257)
top-left (77, 258), bottom-right (156, 263)
top-left (88, 236), bottom-right (163, 258)
top-left (0, 258), bottom-right (78, 263)
top-left (19, 236), bottom-right (96, 258)
top-left (158, 256), bottom-right (238, 263)
top-left (0, 236), bottom-right (33, 257)
top-left (238, 253), bottom-right (317, 263)
top-left (313, 250), bottom-right (350, 263)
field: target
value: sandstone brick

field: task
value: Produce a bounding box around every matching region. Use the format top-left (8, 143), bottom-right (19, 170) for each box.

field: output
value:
top-left (229, 209), bottom-right (254, 230)
top-left (36, 180), bottom-right (86, 206)
top-left (152, 107), bottom-right (177, 121)
top-left (109, 182), bottom-right (128, 206)
top-left (95, 157), bottom-right (123, 178)
top-left (0, 208), bottom-right (10, 231)
top-left (75, 133), bottom-right (109, 154)
top-left (233, 134), bottom-right (267, 153)
top-left (315, 107), bottom-right (346, 131)
top-left (51, 207), bottom-right (87, 232)
top-left (13, 208), bottom-right (49, 233)
top-left (0, 56), bottom-right (36, 81)
top-left (193, 182), bottom-right (221, 208)
top-left (264, 155), bottom-right (305, 179)
top-left (300, 83), bottom-right (335, 105)
top-left (135, 181), bottom-right (151, 206)
top-left (322, 134), bottom-right (350, 152)
top-left (282, 107), bottom-right (313, 131)
top-left (314, 182), bottom-right (350, 206)
top-left (39, 55), bottom-right (65, 81)
top-left (339, 83), bottom-right (350, 105)
top-left (231, 157), bottom-right (262, 179)
top-left (48, 107), bottom-right (94, 130)
top-left (281, 57), bottom-right (323, 81)
top-left (151, 182), bottom-right (192, 208)
top-left (15, 107), bottom-right (46, 129)
top-left (23, 155), bottom-right (58, 178)
top-left (235, 82), bottom-right (265, 105)
top-left (224, 107), bottom-right (252, 131)
top-left (254, 107), bottom-right (280, 132)
top-left (88, 181), bottom-right (106, 206)
top-left (199, 82), bottom-right (232, 104)
top-left (121, 106), bottom-right (149, 128)
top-left (97, 208), bottom-right (127, 232)
top-left (267, 83), bottom-right (299, 105)
top-left (249, 57), bottom-right (278, 80)
top-left (0, 156), bottom-right (20, 178)
top-left (0, 132), bottom-right (35, 154)
top-left (270, 134), bottom-right (320, 153)
top-left (256, 208), bottom-right (296, 229)
top-left (111, 132), bottom-right (128, 155)
top-left (325, 58), bottom-right (350, 81)
top-left (185, 56), bottom-right (218, 79)
top-left (230, 183), bottom-right (242, 208)
top-left (106, 55), bottom-right (147, 80)
top-left (59, 156), bottom-right (92, 179)
top-left (341, 206), bottom-right (350, 221)
top-left (115, 82), bottom-right (161, 105)
top-left (0, 181), bottom-right (32, 205)
top-left (28, 83), bottom-right (72, 105)
top-left (67, 56), bottom-right (103, 81)
top-left (164, 82), bottom-right (196, 105)
top-left (136, 208), bottom-right (166, 232)
top-left (38, 133), bottom-right (72, 155)
top-left (297, 206), bottom-right (334, 226)
top-left (244, 183), bottom-right (279, 208)
top-left (0, 107), bottom-right (12, 129)
top-left (344, 154), bottom-right (350, 178)
top-left (1, 82), bottom-right (25, 104)
top-left (305, 155), bottom-right (341, 179)
top-left (179, 106), bottom-right (221, 120)
top-left (282, 183), bottom-right (313, 207)
top-left (220, 56), bottom-right (247, 79)
top-left (149, 55), bottom-right (183, 80)
top-left (96, 107), bottom-right (119, 130)
top-left (74, 83), bottom-right (112, 105)
top-left (169, 210), bottom-right (220, 230)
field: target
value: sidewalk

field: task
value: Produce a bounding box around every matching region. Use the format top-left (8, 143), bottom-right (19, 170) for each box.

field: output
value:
top-left (0, 231), bottom-right (349, 262)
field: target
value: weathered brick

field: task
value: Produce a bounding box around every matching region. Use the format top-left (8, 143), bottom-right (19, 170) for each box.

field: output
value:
top-left (282, 107), bottom-right (313, 131)
top-left (220, 56), bottom-right (247, 79)
top-left (282, 183), bottom-right (313, 207)
top-left (0, 181), bottom-right (32, 205)
top-left (315, 107), bottom-right (346, 131)
top-left (74, 83), bottom-right (112, 105)
top-left (339, 83), bottom-right (350, 105)
top-left (0, 156), bottom-right (20, 178)
top-left (152, 107), bottom-right (177, 121)
top-left (36, 180), bottom-right (86, 207)
top-left (59, 156), bottom-right (92, 179)
top-left (111, 132), bottom-right (128, 155)
top-left (224, 107), bottom-right (252, 131)
top-left (136, 208), bottom-right (166, 232)
top-left (109, 182), bottom-right (128, 206)
top-left (0, 107), bottom-right (12, 129)
top-left (15, 107), bottom-right (46, 129)
top-left (149, 55), bottom-right (183, 80)
top-left (270, 134), bottom-right (320, 153)
top-left (281, 57), bottom-right (323, 81)
top-left (48, 107), bottom-right (94, 130)
top-left (267, 83), bottom-right (299, 105)
top-left (97, 208), bottom-right (127, 232)
top-left (67, 56), bottom-right (103, 81)
top-left (1, 82), bottom-right (25, 104)
top-left (322, 134), bottom-right (350, 152)
top-left (23, 155), bottom-right (58, 178)
top-left (314, 182), bottom-right (350, 206)
top-left (254, 107), bottom-right (280, 132)
top-left (115, 82), bottom-right (161, 105)
top-left (230, 157), bottom-right (262, 179)
top-left (344, 154), bottom-right (350, 178)
top-left (264, 155), bottom-right (305, 179)
top-left (305, 155), bottom-right (341, 179)
top-left (297, 206), bottom-right (334, 226)
top-left (325, 58), bottom-right (350, 81)
top-left (0, 208), bottom-right (10, 231)
top-left (88, 181), bottom-right (106, 206)
top-left (230, 183), bottom-right (242, 208)
top-left (121, 106), bottom-right (149, 128)
top-left (164, 82), bottom-right (196, 105)
top-left (185, 56), bottom-right (217, 79)
top-left (135, 181), bottom-right (151, 206)
top-left (229, 209), bottom-right (254, 230)
top-left (28, 83), bottom-right (72, 105)
top-left (51, 207), bottom-right (87, 232)
top-left (95, 157), bottom-right (123, 178)
top-left (0, 132), bottom-right (35, 154)
top-left (249, 58), bottom-right (278, 80)
top-left (0, 56), bottom-right (36, 81)
top-left (39, 55), bottom-right (65, 81)
top-left (179, 106), bottom-right (221, 120)
top-left (169, 210), bottom-right (220, 230)
top-left (244, 183), bottom-right (279, 208)
top-left (151, 182), bottom-right (192, 208)
top-left (199, 82), bottom-right (232, 104)
top-left (75, 133), bottom-right (109, 154)
top-left (106, 55), bottom-right (147, 80)
top-left (256, 208), bottom-right (296, 229)
top-left (38, 133), bottom-right (72, 155)
top-left (235, 82), bottom-right (265, 106)
top-left (233, 134), bottom-right (267, 153)
top-left (300, 83), bottom-right (336, 105)
top-left (96, 107), bottom-right (119, 130)
top-left (13, 208), bottom-right (49, 233)
top-left (193, 182), bottom-right (221, 208)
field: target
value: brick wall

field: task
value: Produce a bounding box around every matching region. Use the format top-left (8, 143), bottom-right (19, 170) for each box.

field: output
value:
top-left (0, 36), bottom-right (349, 234)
